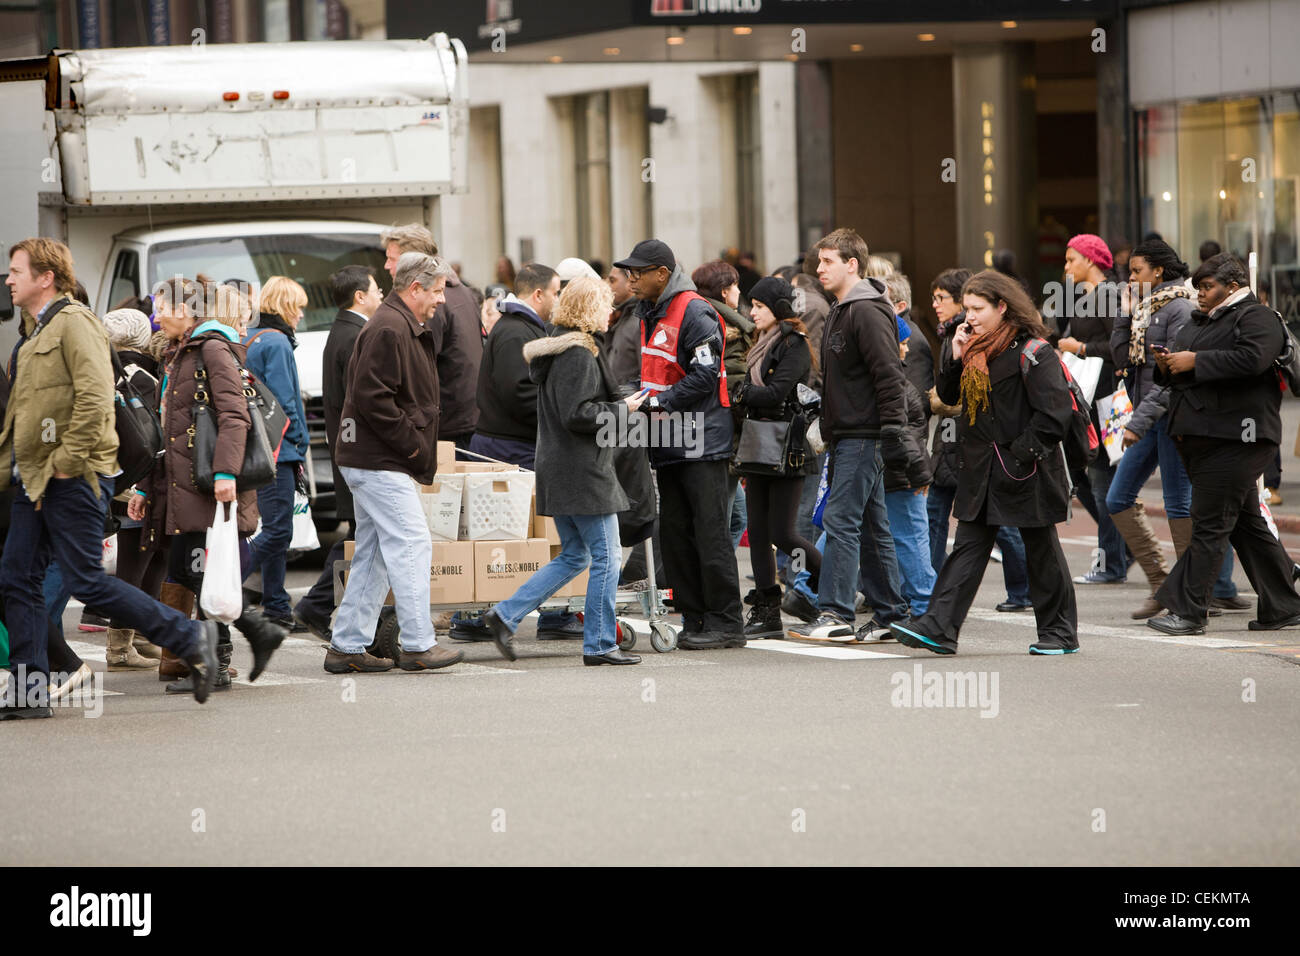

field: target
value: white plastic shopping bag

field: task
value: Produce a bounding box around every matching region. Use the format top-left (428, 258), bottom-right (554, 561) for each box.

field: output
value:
top-left (200, 501), bottom-right (243, 624)
top-left (289, 490), bottom-right (321, 553)
top-left (1060, 351), bottom-right (1104, 404)
top-left (101, 535), bottom-right (118, 576)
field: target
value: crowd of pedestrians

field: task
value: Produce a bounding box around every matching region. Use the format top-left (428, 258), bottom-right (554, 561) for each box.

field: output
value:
top-left (3, 219), bottom-right (1299, 718)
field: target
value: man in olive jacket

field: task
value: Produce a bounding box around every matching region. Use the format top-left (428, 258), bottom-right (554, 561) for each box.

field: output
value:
top-left (0, 239), bottom-right (216, 715)
top-left (328, 252), bottom-right (464, 674)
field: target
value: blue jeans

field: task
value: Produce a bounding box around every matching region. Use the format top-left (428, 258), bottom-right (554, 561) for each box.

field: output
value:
top-left (817, 439), bottom-right (906, 623)
top-left (884, 489), bottom-right (936, 616)
top-left (492, 513), bottom-right (621, 656)
top-left (333, 467), bottom-right (436, 654)
top-left (927, 483), bottom-right (1028, 604)
top-left (43, 560), bottom-right (72, 637)
top-left (1105, 418), bottom-right (1192, 518)
top-left (729, 480), bottom-right (747, 550)
top-left (464, 433), bottom-right (574, 632)
top-left (1087, 460), bottom-right (1127, 580)
top-left (1, 476), bottom-right (199, 690)
top-left (246, 460), bottom-right (296, 619)
top-left (792, 532), bottom-right (827, 603)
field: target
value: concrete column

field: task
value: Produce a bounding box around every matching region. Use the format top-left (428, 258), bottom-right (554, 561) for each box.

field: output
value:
top-left (759, 61), bottom-right (799, 272)
top-left (1096, 15), bottom-right (1133, 247)
top-left (951, 42), bottom-right (1037, 276)
top-left (796, 60), bottom-right (834, 256)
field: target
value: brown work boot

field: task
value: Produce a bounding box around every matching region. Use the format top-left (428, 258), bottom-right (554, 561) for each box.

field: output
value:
top-left (131, 632), bottom-right (164, 660)
top-left (323, 647), bottom-right (395, 673)
top-left (157, 582), bottom-right (196, 680)
top-left (1131, 593), bottom-right (1164, 620)
top-left (106, 628), bottom-right (158, 670)
top-left (397, 645), bottom-right (463, 671)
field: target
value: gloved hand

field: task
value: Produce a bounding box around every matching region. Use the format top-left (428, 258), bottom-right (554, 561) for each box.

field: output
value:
top-left (905, 451), bottom-right (932, 489)
top-left (878, 425), bottom-right (911, 469)
top-left (1009, 432), bottom-right (1047, 468)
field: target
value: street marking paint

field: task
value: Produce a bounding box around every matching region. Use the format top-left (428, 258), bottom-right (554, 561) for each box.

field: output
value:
top-left (745, 639), bottom-right (904, 660)
top-left (964, 609), bottom-right (1265, 648)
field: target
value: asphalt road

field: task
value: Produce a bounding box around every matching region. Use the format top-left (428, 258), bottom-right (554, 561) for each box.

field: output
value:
top-left (5, 514), bottom-right (1299, 867)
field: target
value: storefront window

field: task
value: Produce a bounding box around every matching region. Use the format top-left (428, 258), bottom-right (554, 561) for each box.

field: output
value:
top-left (1136, 93), bottom-right (1299, 323)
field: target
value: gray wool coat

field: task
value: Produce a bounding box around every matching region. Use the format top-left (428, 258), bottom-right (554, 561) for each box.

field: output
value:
top-left (523, 331), bottom-right (631, 517)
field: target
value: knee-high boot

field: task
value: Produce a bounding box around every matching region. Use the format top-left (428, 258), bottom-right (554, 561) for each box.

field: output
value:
top-left (1111, 503), bottom-right (1169, 619)
top-left (157, 582), bottom-right (195, 681)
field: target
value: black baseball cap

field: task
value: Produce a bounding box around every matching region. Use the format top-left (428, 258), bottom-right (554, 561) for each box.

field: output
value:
top-left (614, 239), bottom-right (676, 273)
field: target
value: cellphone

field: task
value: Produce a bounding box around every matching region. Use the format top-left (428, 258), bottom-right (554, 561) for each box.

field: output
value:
top-left (1150, 345), bottom-right (1170, 355)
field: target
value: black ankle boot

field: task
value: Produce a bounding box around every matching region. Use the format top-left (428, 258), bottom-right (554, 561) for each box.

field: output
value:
top-left (167, 639), bottom-right (233, 693)
top-left (743, 586), bottom-right (784, 639)
top-left (236, 608), bottom-right (287, 682)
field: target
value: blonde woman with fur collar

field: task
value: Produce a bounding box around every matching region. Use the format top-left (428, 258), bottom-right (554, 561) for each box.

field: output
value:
top-left (477, 277), bottom-right (648, 665)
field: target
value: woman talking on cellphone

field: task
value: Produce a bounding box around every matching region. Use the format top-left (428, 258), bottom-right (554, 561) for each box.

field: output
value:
top-left (890, 270), bottom-right (1079, 655)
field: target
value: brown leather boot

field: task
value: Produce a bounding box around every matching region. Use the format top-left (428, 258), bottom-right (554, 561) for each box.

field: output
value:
top-left (157, 582), bottom-right (195, 681)
top-left (1110, 503), bottom-right (1169, 619)
top-left (1169, 517), bottom-right (1194, 561)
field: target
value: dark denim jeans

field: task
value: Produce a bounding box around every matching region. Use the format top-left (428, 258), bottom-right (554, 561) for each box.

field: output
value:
top-left (817, 438), bottom-right (906, 622)
top-left (1, 475), bottom-right (199, 691)
top-left (247, 460), bottom-right (296, 619)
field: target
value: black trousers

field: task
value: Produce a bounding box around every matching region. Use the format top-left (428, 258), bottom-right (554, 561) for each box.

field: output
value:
top-left (912, 519), bottom-right (1076, 646)
top-left (746, 475), bottom-right (820, 591)
top-left (1156, 437), bottom-right (1300, 625)
top-left (295, 532), bottom-right (354, 620)
top-left (656, 459), bottom-right (742, 632)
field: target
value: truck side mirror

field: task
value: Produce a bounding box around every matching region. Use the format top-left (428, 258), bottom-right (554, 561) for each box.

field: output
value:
top-left (0, 277), bottom-right (12, 321)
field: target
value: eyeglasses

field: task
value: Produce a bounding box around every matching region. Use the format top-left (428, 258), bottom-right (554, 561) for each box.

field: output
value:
top-left (931, 292), bottom-right (953, 304)
top-left (625, 267), bottom-right (662, 282)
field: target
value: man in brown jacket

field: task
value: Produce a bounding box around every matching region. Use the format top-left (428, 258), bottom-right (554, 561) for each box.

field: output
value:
top-left (327, 252), bottom-right (464, 673)
top-left (0, 238), bottom-right (218, 717)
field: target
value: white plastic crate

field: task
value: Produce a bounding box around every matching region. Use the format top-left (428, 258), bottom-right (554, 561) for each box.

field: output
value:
top-left (420, 475), bottom-right (465, 543)
top-left (459, 470), bottom-right (536, 540)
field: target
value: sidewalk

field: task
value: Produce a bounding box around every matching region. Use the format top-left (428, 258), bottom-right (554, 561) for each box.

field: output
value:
top-left (1128, 395), bottom-right (1300, 533)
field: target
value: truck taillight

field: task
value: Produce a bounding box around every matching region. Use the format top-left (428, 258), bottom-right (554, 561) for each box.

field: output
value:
top-left (272, 90), bottom-right (290, 100)
top-left (222, 92), bottom-right (239, 102)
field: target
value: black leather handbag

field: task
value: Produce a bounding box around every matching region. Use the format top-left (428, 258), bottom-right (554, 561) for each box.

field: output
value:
top-left (190, 345), bottom-right (278, 493)
top-left (734, 410), bottom-right (809, 478)
top-left (110, 348), bottom-right (165, 490)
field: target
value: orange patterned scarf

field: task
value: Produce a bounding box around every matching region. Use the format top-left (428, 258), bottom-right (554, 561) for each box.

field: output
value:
top-left (959, 323), bottom-right (1019, 424)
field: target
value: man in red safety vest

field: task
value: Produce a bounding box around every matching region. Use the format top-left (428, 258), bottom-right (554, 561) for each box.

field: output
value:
top-left (613, 239), bottom-right (743, 649)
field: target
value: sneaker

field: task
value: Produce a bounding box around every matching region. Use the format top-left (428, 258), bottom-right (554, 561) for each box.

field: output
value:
top-left (834, 619), bottom-right (895, 644)
top-left (536, 617), bottom-right (585, 641)
top-left (78, 610), bottom-right (110, 632)
top-left (1072, 570), bottom-right (1125, 585)
top-left (889, 620), bottom-right (957, 655)
top-left (787, 612), bottom-right (853, 641)
top-left (450, 620), bottom-right (494, 643)
top-left (743, 600), bottom-right (783, 639)
top-left (397, 645), bottom-right (463, 670)
top-left (0, 700), bottom-right (52, 720)
top-left (780, 588), bottom-right (819, 624)
top-left (1029, 639), bottom-right (1080, 655)
top-left (324, 647), bottom-right (395, 673)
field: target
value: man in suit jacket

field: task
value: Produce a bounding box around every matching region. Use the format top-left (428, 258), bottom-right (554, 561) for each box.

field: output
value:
top-left (292, 265), bottom-right (382, 639)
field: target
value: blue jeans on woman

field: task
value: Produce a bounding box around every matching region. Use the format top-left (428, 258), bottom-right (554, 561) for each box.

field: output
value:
top-left (246, 460), bottom-right (296, 621)
top-left (1105, 417), bottom-right (1237, 595)
top-left (490, 513), bottom-right (621, 657)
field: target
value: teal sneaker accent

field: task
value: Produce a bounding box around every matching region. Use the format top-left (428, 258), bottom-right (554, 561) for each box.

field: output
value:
top-left (1029, 646), bottom-right (1079, 655)
top-left (890, 623), bottom-right (956, 655)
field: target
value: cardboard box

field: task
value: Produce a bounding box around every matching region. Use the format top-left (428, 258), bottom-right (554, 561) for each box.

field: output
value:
top-left (429, 540), bottom-right (475, 604)
top-left (533, 513), bottom-right (561, 546)
top-left (474, 538), bottom-right (549, 602)
top-left (460, 470), bottom-right (537, 540)
top-left (551, 544), bottom-right (589, 598)
top-left (436, 441), bottom-right (456, 470)
top-left (450, 461), bottom-right (513, 474)
top-left (418, 475), bottom-right (464, 542)
top-left (342, 539), bottom-right (474, 606)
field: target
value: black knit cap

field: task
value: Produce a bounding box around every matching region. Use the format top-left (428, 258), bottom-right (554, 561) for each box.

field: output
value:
top-left (748, 276), bottom-right (797, 320)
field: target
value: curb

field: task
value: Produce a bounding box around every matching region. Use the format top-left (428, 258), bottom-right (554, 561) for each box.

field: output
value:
top-left (1144, 504), bottom-right (1300, 535)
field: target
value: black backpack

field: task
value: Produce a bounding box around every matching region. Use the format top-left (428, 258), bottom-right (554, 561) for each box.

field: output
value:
top-left (110, 348), bottom-right (165, 489)
top-left (1018, 338), bottom-right (1100, 473)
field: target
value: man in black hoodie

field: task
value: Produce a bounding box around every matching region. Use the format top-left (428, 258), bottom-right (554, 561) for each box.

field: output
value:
top-left (615, 239), bottom-right (742, 649)
top-left (788, 229), bottom-right (916, 643)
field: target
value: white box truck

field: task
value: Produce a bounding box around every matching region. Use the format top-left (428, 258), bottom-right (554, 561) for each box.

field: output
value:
top-left (0, 35), bottom-right (468, 529)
